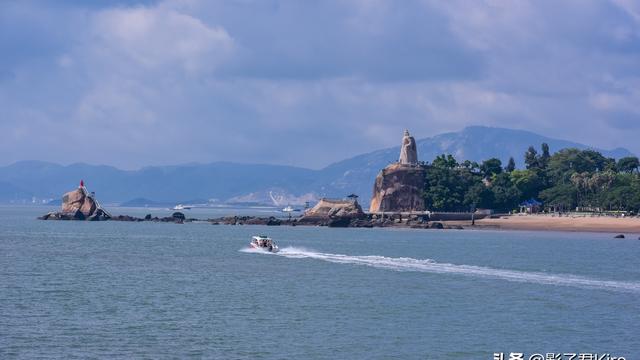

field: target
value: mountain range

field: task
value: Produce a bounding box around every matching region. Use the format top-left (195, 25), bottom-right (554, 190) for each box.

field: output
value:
top-left (0, 126), bottom-right (633, 206)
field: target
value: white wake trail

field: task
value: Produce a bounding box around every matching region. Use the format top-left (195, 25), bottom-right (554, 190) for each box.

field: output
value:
top-left (271, 247), bottom-right (640, 294)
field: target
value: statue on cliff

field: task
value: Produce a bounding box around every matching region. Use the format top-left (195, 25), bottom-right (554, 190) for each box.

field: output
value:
top-left (369, 130), bottom-right (424, 213)
top-left (399, 130), bottom-right (418, 165)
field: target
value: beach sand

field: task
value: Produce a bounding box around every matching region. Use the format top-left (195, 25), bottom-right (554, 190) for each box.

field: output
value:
top-left (448, 215), bottom-right (640, 234)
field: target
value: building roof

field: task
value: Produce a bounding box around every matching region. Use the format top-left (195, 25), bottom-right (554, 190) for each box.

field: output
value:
top-left (520, 198), bottom-right (542, 207)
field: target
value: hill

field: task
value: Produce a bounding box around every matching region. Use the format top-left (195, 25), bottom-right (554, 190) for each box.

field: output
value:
top-left (0, 126), bottom-right (633, 205)
top-left (313, 126), bottom-right (634, 199)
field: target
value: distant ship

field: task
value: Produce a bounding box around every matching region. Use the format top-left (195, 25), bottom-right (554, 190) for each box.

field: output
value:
top-left (282, 205), bottom-right (301, 213)
top-left (172, 204), bottom-right (192, 210)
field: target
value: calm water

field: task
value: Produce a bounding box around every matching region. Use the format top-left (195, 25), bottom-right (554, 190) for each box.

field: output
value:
top-left (1, 206), bottom-right (639, 359)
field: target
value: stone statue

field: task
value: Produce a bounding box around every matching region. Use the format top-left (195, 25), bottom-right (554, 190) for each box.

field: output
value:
top-left (398, 130), bottom-right (418, 165)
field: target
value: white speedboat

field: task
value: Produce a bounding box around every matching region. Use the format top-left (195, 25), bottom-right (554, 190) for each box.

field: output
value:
top-left (282, 205), bottom-right (295, 212)
top-left (173, 204), bottom-right (192, 210)
top-left (250, 235), bottom-right (279, 253)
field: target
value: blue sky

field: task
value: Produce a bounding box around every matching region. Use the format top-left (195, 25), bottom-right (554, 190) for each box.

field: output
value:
top-left (1, 0), bottom-right (639, 169)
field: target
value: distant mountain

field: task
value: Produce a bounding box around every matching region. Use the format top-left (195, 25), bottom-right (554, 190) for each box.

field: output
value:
top-left (0, 126), bottom-right (634, 206)
top-left (0, 161), bottom-right (317, 205)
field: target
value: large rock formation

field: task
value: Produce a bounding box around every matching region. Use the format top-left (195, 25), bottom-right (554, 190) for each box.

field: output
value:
top-left (61, 188), bottom-right (97, 217)
top-left (40, 182), bottom-right (111, 221)
top-left (369, 163), bottom-right (426, 213)
top-left (370, 130), bottom-right (426, 213)
top-left (303, 198), bottom-right (365, 218)
top-left (299, 197), bottom-right (365, 227)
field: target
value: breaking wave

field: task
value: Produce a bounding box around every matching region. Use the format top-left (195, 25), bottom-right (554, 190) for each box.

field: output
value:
top-left (266, 247), bottom-right (640, 293)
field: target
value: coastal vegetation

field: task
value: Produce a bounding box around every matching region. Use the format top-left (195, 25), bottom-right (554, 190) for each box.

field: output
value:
top-left (421, 145), bottom-right (640, 213)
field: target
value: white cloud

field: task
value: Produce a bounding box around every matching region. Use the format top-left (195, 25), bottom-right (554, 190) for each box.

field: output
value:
top-left (91, 5), bottom-right (234, 74)
top-left (612, 0), bottom-right (640, 23)
top-left (1, 0), bottom-right (640, 169)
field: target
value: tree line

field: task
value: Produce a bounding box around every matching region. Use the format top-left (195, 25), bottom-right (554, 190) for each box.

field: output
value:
top-left (421, 144), bottom-right (640, 213)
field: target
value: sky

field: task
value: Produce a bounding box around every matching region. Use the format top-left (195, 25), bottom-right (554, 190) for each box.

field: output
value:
top-left (1, 0), bottom-right (640, 170)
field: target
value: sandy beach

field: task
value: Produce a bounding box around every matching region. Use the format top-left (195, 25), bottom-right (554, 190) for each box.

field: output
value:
top-left (453, 214), bottom-right (640, 234)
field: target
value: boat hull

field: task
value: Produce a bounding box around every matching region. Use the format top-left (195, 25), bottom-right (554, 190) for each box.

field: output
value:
top-left (250, 243), bottom-right (279, 253)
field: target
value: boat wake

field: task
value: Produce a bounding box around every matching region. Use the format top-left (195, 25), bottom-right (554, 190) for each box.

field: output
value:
top-left (240, 247), bottom-right (274, 254)
top-left (265, 247), bottom-right (640, 294)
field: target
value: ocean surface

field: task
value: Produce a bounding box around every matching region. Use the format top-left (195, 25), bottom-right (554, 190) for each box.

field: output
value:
top-left (1, 205), bottom-right (639, 359)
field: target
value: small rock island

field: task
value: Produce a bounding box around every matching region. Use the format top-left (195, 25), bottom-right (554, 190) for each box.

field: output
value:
top-left (40, 181), bottom-right (111, 221)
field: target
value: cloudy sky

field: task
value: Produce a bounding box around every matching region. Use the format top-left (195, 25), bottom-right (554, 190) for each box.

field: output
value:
top-left (1, 0), bottom-right (639, 169)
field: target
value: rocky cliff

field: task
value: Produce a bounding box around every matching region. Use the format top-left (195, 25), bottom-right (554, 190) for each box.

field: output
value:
top-left (369, 163), bottom-right (426, 213)
top-left (40, 184), bottom-right (111, 221)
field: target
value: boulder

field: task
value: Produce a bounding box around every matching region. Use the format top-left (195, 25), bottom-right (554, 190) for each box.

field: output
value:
top-left (172, 212), bottom-right (186, 220)
top-left (303, 198), bottom-right (365, 219)
top-left (87, 209), bottom-right (109, 221)
top-left (38, 212), bottom-right (54, 220)
top-left (61, 189), bottom-right (86, 214)
top-left (70, 209), bottom-right (85, 220)
top-left (327, 217), bottom-right (351, 228)
top-left (113, 215), bottom-right (137, 221)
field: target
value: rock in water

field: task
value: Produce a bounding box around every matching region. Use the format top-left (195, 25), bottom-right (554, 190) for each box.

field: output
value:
top-left (61, 188), bottom-right (98, 218)
top-left (298, 197), bottom-right (365, 226)
top-left (303, 198), bottom-right (365, 219)
top-left (614, 234), bottom-right (625, 239)
top-left (41, 182), bottom-right (111, 221)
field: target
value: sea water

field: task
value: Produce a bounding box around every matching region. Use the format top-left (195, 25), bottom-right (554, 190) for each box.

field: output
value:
top-left (1, 206), bottom-right (639, 359)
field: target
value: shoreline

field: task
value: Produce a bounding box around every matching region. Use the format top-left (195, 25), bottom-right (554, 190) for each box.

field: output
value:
top-left (38, 210), bottom-right (640, 236)
top-left (445, 215), bottom-right (640, 235)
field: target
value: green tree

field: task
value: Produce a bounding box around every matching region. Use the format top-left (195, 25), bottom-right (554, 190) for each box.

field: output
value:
top-left (574, 149), bottom-right (609, 173)
top-left (480, 158), bottom-right (503, 178)
top-left (461, 160), bottom-right (480, 173)
top-left (510, 169), bottom-right (543, 200)
top-left (424, 155), bottom-right (481, 212)
top-left (464, 183), bottom-right (494, 209)
top-left (489, 173), bottom-right (521, 211)
top-left (617, 156), bottom-right (640, 173)
top-left (423, 167), bottom-right (465, 211)
top-left (525, 146), bottom-right (539, 170)
top-left (505, 157), bottom-right (516, 173)
top-left (539, 184), bottom-right (576, 211)
top-left (420, 148), bottom-right (640, 214)
top-left (432, 154), bottom-right (458, 169)
top-left (540, 143), bottom-right (551, 169)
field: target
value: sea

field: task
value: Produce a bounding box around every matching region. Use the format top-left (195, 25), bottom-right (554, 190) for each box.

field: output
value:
top-left (1, 205), bottom-right (639, 359)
